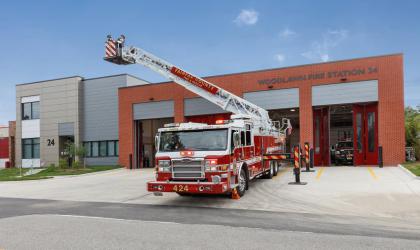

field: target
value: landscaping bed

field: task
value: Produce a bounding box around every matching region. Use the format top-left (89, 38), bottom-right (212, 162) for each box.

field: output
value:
top-left (403, 162), bottom-right (420, 176)
top-left (0, 165), bottom-right (122, 181)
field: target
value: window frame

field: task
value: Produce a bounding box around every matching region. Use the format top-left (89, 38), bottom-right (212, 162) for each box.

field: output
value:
top-left (83, 140), bottom-right (119, 158)
top-left (22, 138), bottom-right (40, 159)
top-left (21, 101), bottom-right (40, 120)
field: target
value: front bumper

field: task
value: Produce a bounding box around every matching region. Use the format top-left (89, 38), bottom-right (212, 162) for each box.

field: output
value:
top-left (147, 181), bottom-right (229, 194)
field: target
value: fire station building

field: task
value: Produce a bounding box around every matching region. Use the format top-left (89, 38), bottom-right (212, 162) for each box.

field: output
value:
top-left (118, 54), bottom-right (405, 168)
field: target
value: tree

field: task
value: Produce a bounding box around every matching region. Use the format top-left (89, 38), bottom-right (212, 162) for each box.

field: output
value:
top-left (63, 143), bottom-right (87, 168)
top-left (405, 106), bottom-right (420, 159)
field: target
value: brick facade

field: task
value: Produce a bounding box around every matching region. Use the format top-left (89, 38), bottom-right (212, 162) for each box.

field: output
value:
top-left (119, 54), bottom-right (405, 167)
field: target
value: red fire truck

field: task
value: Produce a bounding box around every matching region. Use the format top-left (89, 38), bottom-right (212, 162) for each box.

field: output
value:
top-left (104, 35), bottom-right (292, 197)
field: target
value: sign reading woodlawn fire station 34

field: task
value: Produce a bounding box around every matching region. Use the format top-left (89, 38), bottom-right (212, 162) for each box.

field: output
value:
top-left (258, 66), bottom-right (378, 85)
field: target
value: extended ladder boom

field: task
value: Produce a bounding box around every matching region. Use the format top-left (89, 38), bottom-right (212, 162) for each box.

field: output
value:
top-left (104, 35), bottom-right (288, 132)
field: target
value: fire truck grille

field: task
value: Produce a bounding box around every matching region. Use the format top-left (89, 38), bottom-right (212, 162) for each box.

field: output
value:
top-left (172, 159), bottom-right (204, 179)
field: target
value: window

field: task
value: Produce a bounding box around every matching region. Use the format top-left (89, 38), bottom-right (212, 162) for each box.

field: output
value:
top-left (22, 101), bottom-right (40, 120)
top-left (83, 140), bottom-right (119, 157)
top-left (315, 117), bottom-right (320, 153)
top-left (84, 142), bottom-right (91, 157)
top-left (115, 141), bottom-right (119, 156)
top-left (22, 138), bottom-right (40, 159)
top-left (99, 141), bottom-right (107, 156)
top-left (356, 113), bottom-right (363, 153)
top-left (92, 142), bottom-right (99, 157)
top-left (240, 131), bottom-right (246, 146)
top-left (107, 141), bottom-right (115, 156)
top-left (367, 112), bottom-right (375, 152)
top-left (245, 124), bottom-right (252, 146)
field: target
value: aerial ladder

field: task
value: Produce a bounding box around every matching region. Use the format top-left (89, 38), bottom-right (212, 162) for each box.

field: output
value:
top-left (104, 35), bottom-right (291, 137)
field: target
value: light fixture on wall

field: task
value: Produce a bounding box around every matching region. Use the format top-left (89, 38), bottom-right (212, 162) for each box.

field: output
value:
top-left (268, 85), bottom-right (273, 89)
top-left (290, 108), bottom-right (296, 112)
top-left (149, 97), bottom-right (154, 101)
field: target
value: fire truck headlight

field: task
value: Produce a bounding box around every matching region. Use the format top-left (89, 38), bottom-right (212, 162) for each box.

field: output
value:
top-left (158, 160), bottom-right (171, 172)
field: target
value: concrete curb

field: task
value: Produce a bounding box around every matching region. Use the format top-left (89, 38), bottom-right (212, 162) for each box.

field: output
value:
top-left (52, 168), bottom-right (126, 179)
top-left (398, 164), bottom-right (420, 180)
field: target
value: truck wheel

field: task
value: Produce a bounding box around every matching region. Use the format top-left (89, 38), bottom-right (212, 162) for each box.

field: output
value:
top-left (273, 161), bottom-right (278, 176)
top-left (237, 168), bottom-right (247, 197)
top-left (265, 161), bottom-right (273, 179)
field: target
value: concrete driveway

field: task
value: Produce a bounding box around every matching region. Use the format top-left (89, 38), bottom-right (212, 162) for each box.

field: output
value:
top-left (1, 166), bottom-right (420, 221)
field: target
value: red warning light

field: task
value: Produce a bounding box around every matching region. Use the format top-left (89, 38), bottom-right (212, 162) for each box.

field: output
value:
top-left (180, 151), bottom-right (194, 157)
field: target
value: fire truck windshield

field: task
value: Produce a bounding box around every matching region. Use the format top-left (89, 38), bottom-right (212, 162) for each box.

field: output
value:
top-left (159, 129), bottom-right (228, 152)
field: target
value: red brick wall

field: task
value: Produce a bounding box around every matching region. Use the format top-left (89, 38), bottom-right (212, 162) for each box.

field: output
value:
top-left (119, 54), bottom-right (405, 167)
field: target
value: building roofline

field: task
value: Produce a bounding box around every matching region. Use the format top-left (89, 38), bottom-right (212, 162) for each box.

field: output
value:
top-left (119, 53), bottom-right (403, 90)
top-left (84, 73), bottom-right (149, 83)
top-left (16, 76), bottom-right (83, 87)
top-left (16, 73), bottom-right (150, 87)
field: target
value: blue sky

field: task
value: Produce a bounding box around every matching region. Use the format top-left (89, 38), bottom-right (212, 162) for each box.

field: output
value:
top-left (0, 0), bottom-right (419, 124)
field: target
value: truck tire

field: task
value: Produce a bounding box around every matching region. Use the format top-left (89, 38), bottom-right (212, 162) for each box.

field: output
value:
top-left (273, 161), bottom-right (278, 176)
top-left (237, 168), bottom-right (247, 197)
top-left (265, 161), bottom-right (274, 179)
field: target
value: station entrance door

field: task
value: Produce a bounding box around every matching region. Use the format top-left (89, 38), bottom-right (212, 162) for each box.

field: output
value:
top-left (352, 104), bottom-right (378, 165)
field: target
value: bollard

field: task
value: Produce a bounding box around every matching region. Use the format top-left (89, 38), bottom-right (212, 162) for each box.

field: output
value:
top-left (378, 146), bottom-right (383, 168)
top-left (310, 148), bottom-right (314, 168)
top-left (129, 154), bottom-right (133, 169)
top-left (302, 142), bottom-right (315, 172)
top-left (289, 144), bottom-right (307, 185)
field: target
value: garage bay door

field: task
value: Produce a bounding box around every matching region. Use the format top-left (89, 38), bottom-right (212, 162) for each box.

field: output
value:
top-left (243, 88), bottom-right (299, 110)
top-left (133, 100), bottom-right (174, 120)
top-left (184, 97), bottom-right (226, 116)
top-left (312, 80), bottom-right (378, 106)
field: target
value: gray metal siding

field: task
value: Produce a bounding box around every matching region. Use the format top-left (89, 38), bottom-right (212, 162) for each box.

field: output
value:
top-left (133, 100), bottom-right (174, 120)
top-left (85, 157), bottom-right (118, 166)
top-left (312, 80), bottom-right (378, 106)
top-left (184, 98), bottom-right (226, 116)
top-left (243, 88), bottom-right (299, 110)
top-left (83, 75), bottom-right (127, 141)
top-left (58, 122), bottom-right (74, 136)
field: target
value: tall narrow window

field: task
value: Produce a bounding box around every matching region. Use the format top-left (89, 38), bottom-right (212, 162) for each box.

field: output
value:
top-left (107, 141), bottom-right (115, 156)
top-left (99, 141), bottom-right (107, 156)
top-left (367, 112), bottom-right (375, 152)
top-left (356, 113), bottom-right (363, 153)
top-left (22, 103), bottom-right (31, 120)
top-left (91, 142), bottom-right (99, 157)
top-left (31, 102), bottom-right (40, 119)
top-left (315, 117), bottom-right (320, 153)
top-left (245, 124), bottom-right (252, 146)
top-left (84, 142), bottom-right (91, 157)
top-left (115, 141), bottom-right (119, 156)
top-left (240, 131), bottom-right (246, 146)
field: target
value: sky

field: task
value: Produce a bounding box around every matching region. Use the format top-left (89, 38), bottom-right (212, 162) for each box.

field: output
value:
top-left (0, 0), bottom-right (419, 124)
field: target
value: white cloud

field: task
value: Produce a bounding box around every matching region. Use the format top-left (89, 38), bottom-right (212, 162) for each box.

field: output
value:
top-left (274, 53), bottom-right (286, 63)
top-left (234, 9), bottom-right (259, 26)
top-left (279, 28), bottom-right (297, 39)
top-left (301, 29), bottom-right (348, 62)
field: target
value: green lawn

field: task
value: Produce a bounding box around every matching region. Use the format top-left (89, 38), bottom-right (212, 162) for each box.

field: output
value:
top-left (0, 165), bottom-right (122, 181)
top-left (403, 162), bottom-right (420, 176)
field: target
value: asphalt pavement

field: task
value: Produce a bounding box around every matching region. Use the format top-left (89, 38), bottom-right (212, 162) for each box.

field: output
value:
top-left (1, 213), bottom-right (420, 250)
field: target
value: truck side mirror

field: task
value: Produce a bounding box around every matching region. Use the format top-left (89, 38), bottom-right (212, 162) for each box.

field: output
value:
top-left (154, 135), bottom-right (159, 151)
top-left (233, 132), bottom-right (240, 148)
